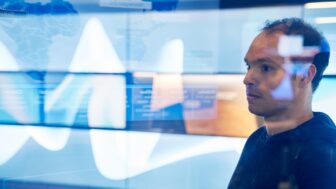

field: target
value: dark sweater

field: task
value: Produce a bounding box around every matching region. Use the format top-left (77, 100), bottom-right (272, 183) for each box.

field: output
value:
top-left (228, 112), bottom-right (336, 189)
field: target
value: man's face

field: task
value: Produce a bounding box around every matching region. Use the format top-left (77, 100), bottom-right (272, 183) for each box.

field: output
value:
top-left (244, 31), bottom-right (297, 117)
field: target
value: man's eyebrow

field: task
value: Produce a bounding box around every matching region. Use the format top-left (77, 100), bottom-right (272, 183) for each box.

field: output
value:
top-left (248, 58), bottom-right (275, 64)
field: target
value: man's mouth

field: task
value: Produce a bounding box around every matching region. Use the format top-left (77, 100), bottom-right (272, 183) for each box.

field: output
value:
top-left (246, 92), bottom-right (261, 101)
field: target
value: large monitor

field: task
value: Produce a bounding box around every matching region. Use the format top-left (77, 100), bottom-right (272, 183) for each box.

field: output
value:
top-left (0, 72), bottom-right (259, 137)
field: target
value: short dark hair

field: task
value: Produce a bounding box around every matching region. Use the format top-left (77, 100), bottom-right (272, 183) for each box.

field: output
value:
top-left (262, 18), bottom-right (330, 92)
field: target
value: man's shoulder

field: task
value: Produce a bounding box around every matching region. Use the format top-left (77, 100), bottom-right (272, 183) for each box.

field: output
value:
top-left (294, 113), bottom-right (336, 188)
top-left (312, 112), bottom-right (336, 129)
top-left (303, 112), bottom-right (336, 143)
top-left (297, 111), bottom-right (336, 169)
top-left (245, 126), bottom-right (267, 144)
top-left (237, 126), bottom-right (267, 154)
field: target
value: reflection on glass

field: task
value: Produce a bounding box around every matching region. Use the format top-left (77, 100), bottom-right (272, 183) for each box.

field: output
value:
top-left (184, 75), bottom-right (259, 137)
top-left (1, 2), bottom-right (335, 189)
top-left (0, 72), bottom-right (259, 136)
top-left (304, 2), bottom-right (336, 75)
top-left (0, 125), bottom-right (246, 188)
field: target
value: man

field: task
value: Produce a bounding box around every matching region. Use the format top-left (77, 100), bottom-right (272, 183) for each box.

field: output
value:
top-left (228, 18), bottom-right (336, 189)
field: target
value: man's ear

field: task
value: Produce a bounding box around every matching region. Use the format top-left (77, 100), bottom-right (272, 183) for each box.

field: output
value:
top-left (299, 64), bottom-right (316, 88)
top-left (307, 64), bottom-right (316, 82)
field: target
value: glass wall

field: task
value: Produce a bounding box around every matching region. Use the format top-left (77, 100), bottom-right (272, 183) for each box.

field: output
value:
top-left (0, 5), bottom-right (304, 135)
top-left (0, 1), bottom-right (335, 188)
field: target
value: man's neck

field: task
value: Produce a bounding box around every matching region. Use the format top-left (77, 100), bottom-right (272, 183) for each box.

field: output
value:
top-left (264, 109), bottom-right (313, 136)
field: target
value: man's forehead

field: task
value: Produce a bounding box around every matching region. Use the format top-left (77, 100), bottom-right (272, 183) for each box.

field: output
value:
top-left (250, 31), bottom-right (282, 50)
top-left (245, 31), bottom-right (284, 62)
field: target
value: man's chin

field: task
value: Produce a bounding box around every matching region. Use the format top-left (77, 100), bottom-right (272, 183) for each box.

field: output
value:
top-left (248, 107), bottom-right (266, 117)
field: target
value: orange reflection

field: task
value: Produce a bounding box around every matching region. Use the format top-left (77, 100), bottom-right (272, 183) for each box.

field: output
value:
top-left (184, 75), bottom-right (260, 137)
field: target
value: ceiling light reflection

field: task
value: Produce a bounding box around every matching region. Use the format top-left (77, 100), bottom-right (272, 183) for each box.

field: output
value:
top-left (314, 17), bottom-right (336, 24)
top-left (304, 2), bottom-right (336, 9)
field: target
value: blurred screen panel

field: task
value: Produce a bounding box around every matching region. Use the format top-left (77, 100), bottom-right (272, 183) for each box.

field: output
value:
top-left (218, 6), bottom-right (302, 73)
top-left (313, 77), bottom-right (336, 122)
top-left (130, 73), bottom-right (259, 136)
top-left (0, 72), bottom-right (258, 137)
top-left (127, 10), bottom-right (220, 73)
top-left (0, 13), bottom-right (127, 72)
top-left (303, 3), bottom-right (336, 75)
top-left (0, 72), bottom-right (40, 125)
top-left (126, 6), bottom-right (301, 74)
top-left (183, 75), bottom-right (260, 137)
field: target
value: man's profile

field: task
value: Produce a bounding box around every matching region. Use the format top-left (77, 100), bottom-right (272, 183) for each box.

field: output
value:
top-left (228, 18), bottom-right (336, 189)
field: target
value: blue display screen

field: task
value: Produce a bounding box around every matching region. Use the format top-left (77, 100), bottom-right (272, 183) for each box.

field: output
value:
top-left (0, 72), bottom-right (222, 134)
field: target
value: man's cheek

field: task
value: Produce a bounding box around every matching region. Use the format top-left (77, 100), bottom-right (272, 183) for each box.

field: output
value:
top-left (270, 74), bottom-right (294, 100)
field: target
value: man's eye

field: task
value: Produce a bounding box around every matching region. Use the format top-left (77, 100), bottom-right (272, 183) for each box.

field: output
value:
top-left (260, 65), bottom-right (272, 72)
top-left (246, 64), bottom-right (251, 70)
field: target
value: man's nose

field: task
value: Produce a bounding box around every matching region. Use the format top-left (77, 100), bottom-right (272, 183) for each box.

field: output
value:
top-left (243, 70), bottom-right (256, 86)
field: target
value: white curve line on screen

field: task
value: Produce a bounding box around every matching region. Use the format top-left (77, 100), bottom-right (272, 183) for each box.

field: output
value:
top-left (0, 17), bottom-right (247, 181)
